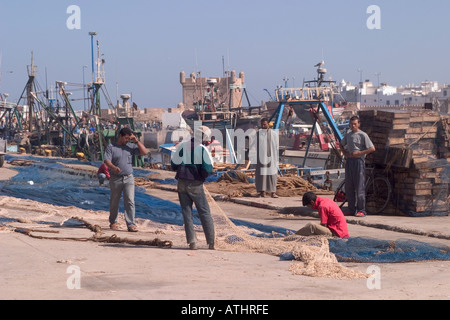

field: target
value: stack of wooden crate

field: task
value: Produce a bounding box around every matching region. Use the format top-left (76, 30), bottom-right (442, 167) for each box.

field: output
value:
top-left (437, 115), bottom-right (450, 161)
top-left (358, 109), bottom-right (449, 216)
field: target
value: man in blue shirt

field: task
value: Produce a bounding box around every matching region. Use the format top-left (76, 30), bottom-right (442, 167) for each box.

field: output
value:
top-left (104, 127), bottom-right (147, 232)
top-left (171, 125), bottom-right (215, 250)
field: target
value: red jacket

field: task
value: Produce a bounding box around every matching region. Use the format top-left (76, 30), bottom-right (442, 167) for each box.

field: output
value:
top-left (98, 163), bottom-right (110, 180)
top-left (314, 197), bottom-right (349, 238)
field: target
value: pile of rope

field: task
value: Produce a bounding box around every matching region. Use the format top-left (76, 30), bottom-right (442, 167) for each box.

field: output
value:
top-left (276, 176), bottom-right (334, 197)
top-left (206, 172), bottom-right (334, 198)
top-left (217, 170), bottom-right (250, 183)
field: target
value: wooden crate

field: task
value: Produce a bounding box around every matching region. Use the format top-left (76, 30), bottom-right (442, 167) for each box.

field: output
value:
top-left (358, 109), bottom-right (449, 216)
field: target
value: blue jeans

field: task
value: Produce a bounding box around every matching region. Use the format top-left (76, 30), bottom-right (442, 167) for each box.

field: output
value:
top-left (109, 174), bottom-right (136, 228)
top-left (177, 179), bottom-right (215, 245)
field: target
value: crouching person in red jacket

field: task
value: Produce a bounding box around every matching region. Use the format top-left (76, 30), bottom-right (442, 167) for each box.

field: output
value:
top-left (97, 163), bottom-right (110, 185)
top-left (296, 192), bottom-right (350, 238)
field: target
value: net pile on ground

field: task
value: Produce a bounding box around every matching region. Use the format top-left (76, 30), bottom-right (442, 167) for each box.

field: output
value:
top-left (204, 188), bottom-right (367, 280)
top-left (206, 171), bottom-right (334, 198)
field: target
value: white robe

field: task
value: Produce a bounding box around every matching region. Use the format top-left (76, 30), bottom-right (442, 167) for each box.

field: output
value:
top-left (255, 129), bottom-right (279, 193)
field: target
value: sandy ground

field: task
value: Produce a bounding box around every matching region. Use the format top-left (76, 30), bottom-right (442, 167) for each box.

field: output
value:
top-left (0, 161), bottom-right (449, 302)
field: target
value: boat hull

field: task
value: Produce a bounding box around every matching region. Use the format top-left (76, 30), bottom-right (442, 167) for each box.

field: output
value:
top-left (280, 149), bottom-right (329, 168)
top-left (182, 111), bottom-right (261, 132)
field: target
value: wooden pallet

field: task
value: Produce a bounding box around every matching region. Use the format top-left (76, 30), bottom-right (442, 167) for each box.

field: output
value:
top-left (358, 109), bottom-right (449, 216)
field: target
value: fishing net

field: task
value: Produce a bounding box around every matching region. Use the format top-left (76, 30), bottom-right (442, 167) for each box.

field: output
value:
top-left (1, 155), bottom-right (449, 280)
top-left (206, 190), bottom-right (368, 279)
top-left (0, 155), bottom-right (368, 279)
top-left (328, 237), bottom-right (450, 263)
top-left (0, 156), bottom-right (185, 225)
top-left (205, 170), bottom-right (334, 198)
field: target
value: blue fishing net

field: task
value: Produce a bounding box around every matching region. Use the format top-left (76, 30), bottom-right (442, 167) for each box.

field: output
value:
top-left (278, 237), bottom-right (450, 263)
top-left (0, 155), bottom-right (185, 225)
top-left (328, 237), bottom-right (450, 263)
top-left (2, 155), bottom-right (449, 263)
top-left (0, 155), bottom-right (285, 234)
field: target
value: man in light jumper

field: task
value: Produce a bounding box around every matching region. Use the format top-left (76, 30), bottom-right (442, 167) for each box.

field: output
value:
top-left (104, 127), bottom-right (147, 232)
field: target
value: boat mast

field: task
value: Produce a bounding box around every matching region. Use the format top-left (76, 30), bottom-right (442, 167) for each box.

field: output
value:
top-left (88, 31), bottom-right (106, 161)
top-left (26, 51), bottom-right (37, 132)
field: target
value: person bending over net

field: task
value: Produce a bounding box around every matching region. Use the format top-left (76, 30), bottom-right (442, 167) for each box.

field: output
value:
top-left (296, 192), bottom-right (349, 239)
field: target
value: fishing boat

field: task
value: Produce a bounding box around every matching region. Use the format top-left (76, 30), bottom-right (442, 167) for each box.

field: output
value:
top-left (273, 62), bottom-right (348, 125)
top-left (269, 62), bottom-right (348, 170)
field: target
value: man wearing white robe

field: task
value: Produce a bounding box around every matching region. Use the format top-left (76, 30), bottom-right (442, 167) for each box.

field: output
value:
top-left (255, 118), bottom-right (279, 198)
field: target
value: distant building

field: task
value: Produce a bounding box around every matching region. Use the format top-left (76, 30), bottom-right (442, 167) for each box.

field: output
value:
top-left (100, 86), bottom-right (191, 124)
top-left (179, 70), bottom-right (246, 110)
top-left (339, 79), bottom-right (449, 113)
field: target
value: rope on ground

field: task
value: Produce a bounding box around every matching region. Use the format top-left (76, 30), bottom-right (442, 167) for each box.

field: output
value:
top-left (10, 217), bottom-right (173, 248)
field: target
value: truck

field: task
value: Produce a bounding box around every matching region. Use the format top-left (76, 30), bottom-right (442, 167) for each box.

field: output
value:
top-left (0, 138), bottom-right (6, 168)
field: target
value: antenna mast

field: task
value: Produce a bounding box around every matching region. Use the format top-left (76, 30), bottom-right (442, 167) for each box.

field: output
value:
top-left (26, 51), bottom-right (37, 131)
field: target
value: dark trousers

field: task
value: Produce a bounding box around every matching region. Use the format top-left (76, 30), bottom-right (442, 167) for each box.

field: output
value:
top-left (345, 158), bottom-right (366, 214)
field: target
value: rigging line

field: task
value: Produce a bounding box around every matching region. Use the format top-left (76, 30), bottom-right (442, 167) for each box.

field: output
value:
top-left (245, 88), bottom-right (260, 106)
top-left (100, 85), bottom-right (115, 109)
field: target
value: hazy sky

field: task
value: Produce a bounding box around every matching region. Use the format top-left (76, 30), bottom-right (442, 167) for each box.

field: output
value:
top-left (1, 0), bottom-right (450, 110)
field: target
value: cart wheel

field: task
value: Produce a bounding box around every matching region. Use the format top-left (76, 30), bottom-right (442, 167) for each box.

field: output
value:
top-left (333, 180), bottom-right (347, 208)
top-left (365, 176), bottom-right (392, 214)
